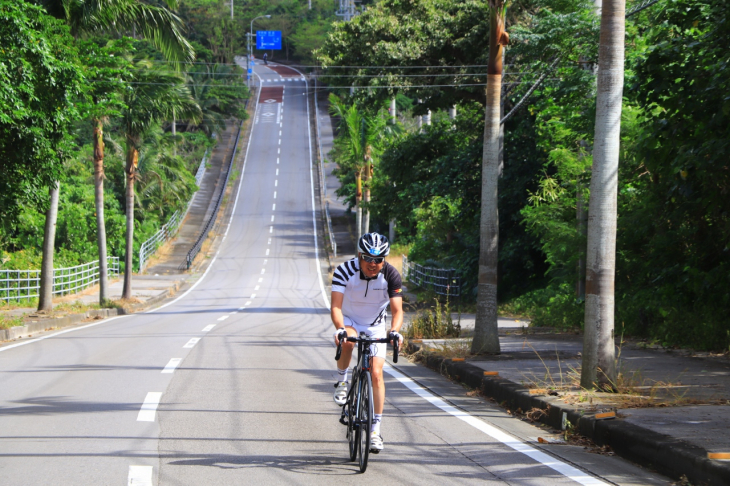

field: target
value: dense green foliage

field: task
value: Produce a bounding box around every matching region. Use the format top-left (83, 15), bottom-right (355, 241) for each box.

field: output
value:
top-left (0, 1), bottom-right (84, 244)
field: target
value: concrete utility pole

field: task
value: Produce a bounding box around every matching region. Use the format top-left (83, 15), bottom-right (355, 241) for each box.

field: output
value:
top-left (423, 109), bottom-right (431, 126)
top-left (449, 105), bottom-right (457, 120)
top-left (231, 0), bottom-right (233, 19)
top-left (390, 98), bottom-right (397, 123)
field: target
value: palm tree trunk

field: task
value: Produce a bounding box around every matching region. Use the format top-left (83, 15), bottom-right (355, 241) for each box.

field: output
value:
top-left (122, 144), bottom-right (138, 300)
top-left (38, 182), bottom-right (60, 312)
top-left (93, 120), bottom-right (109, 305)
top-left (472, 2), bottom-right (508, 355)
top-left (581, 0), bottom-right (625, 390)
top-left (355, 169), bottom-right (362, 241)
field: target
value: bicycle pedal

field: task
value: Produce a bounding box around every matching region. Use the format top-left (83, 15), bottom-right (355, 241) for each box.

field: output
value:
top-left (370, 448), bottom-right (381, 454)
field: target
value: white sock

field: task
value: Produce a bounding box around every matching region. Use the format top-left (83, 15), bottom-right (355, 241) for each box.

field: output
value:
top-left (337, 367), bottom-right (349, 383)
top-left (371, 414), bottom-right (382, 434)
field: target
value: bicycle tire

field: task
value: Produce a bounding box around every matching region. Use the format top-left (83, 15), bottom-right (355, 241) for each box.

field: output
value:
top-left (357, 371), bottom-right (373, 473)
top-left (347, 374), bottom-right (359, 462)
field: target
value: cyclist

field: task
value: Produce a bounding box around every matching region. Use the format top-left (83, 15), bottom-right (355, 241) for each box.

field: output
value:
top-left (331, 232), bottom-right (404, 453)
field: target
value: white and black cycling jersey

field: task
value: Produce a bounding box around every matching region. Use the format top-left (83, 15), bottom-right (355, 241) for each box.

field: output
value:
top-left (332, 257), bottom-right (402, 328)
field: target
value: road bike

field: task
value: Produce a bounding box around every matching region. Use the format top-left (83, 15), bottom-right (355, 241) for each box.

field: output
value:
top-left (334, 333), bottom-right (399, 473)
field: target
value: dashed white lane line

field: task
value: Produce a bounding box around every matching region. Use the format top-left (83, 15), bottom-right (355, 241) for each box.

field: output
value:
top-left (278, 139), bottom-right (281, 145)
top-left (266, 249), bottom-right (270, 256)
top-left (272, 203), bottom-right (276, 211)
top-left (128, 465), bottom-right (153, 486)
top-left (275, 180), bottom-right (278, 187)
top-left (217, 315), bottom-right (229, 321)
top-left (161, 358), bottom-right (182, 374)
top-left (271, 215), bottom-right (275, 222)
top-left (245, 301), bottom-right (251, 306)
top-left (137, 392), bottom-right (162, 422)
top-left (277, 157), bottom-right (279, 164)
top-left (276, 168), bottom-right (279, 176)
top-left (268, 238), bottom-right (271, 244)
top-left (278, 148), bottom-right (280, 154)
top-left (263, 259), bottom-right (268, 265)
top-left (274, 191), bottom-right (277, 198)
top-left (279, 130), bottom-right (282, 136)
top-left (238, 306), bottom-right (245, 311)
top-left (202, 324), bottom-right (216, 332)
top-left (383, 366), bottom-right (609, 486)
top-left (261, 269), bottom-right (266, 274)
top-left (270, 226), bottom-right (273, 233)
top-left (254, 285), bottom-right (260, 291)
top-left (250, 293), bottom-right (257, 299)
top-left (258, 278), bottom-right (263, 283)
top-left (183, 338), bottom-right (200, 348)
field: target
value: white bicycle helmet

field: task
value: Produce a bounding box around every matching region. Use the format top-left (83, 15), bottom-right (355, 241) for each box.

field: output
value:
top-left (358, 232), bottom-right (390, 257)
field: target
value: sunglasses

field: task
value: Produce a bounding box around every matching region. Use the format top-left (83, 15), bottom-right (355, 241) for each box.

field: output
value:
top-left (360, 254), bottom-right (385, 264)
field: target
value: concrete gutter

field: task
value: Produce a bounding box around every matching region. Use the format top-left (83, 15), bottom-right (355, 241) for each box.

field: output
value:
top-left (407, 342), bottom-right (730, 486)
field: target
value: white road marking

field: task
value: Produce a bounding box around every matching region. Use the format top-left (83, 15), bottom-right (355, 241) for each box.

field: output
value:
top-left (266, 249), bottom-right (270, 256)
top-left (128, 465), bottom-right (153, 486)
top-left (254, 285), bottom-right (260, 291)
top-left (279, 130), bottom-right (282, 136)
top-left (268, 238), bottom-right (271, 244)
top-left (261, 269), bottom-right (266, 274)
top-left (245, 301), bottom-right (251, 306)
top-left (238, 306), bottom-right (245, 310)
top-left (276, 169), bottom-right (279, 176)
top-left (277, 157), bottom-right (279, 164)
top-left (217, 315), bottom-right (229, 321)
top-left (270, 226), bottom-right (273, 233)
top-left (137, 392), bottom-right (162, 422)
top-left (258, 278), bottom-right (263, 283)
top-left (383, 366), bottom-right (609, 486)
top-left (271, 215), bottom-right (275, 222)
top-left (263, 259), bottom-right (268, 265)
top-left (275, 180), bottom-right (278, 187)
top-left (250, 293), bottom-right (256, 299)
top-left (278, 148), bottom-right (280, 154)
top-left (274, 191), bottom-right (277, 198)
top-left (202, 324), bottom-right (216, 332)
top-left (161, 358), bottom-right (182, 374)
top-left (183, 338), bottom-right (200, 348)
top-left (278, 139), bottom-right (281, 145)
top-left (272, 203), bottom-right (276, 210)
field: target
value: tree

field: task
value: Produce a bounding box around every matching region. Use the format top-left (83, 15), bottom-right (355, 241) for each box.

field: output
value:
top-left (472, 0), bottom-right (509, 355)
top-left (580, 0), bottom-right (625, 389)
top-left (35, 0), bottom-right (194, 63)
top-left (120, 61), bottom-right (201, 299)
top-left (0, 1), bottom-right (84, 312)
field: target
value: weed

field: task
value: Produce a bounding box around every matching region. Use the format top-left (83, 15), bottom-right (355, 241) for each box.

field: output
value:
top-left (0, 316), bottom-right (24, 330)
top-left (404, 294), bottom-right (460, 339)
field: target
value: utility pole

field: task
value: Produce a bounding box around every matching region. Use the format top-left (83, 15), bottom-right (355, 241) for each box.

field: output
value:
top-left (230, 0), bottom-right (233, 20)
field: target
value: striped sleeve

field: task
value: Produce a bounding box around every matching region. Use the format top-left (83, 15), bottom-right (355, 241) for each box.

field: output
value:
top-left (331, 263), bottom-right (348, 293)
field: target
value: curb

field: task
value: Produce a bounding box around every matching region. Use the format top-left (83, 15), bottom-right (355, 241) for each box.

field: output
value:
top-left (0, 281), bottom-right (184, 344)
top-left (407, 342), bottom-right (730, 486)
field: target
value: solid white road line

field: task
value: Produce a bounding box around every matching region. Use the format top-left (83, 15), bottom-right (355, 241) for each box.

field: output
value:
top-left (183, 338), bottom-right (200, 348)
top-left (217, 315), bottom-right (229, 321)
top-left (137, 392), bottom-right (162, 422)
top-left (128, 465), bottom-right (153, 486)
top-left (161, 358), bottom-right (182, 374)
top-left (383, 366), bottom-right (609, 486)
top-left (202, 324), bottom-right (216, 332)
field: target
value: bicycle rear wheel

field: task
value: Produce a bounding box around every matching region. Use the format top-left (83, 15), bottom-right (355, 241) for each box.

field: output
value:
top-left (357, 371), bottom-right (373, 473)
top-left (347, 375), bottom-right (358, 462)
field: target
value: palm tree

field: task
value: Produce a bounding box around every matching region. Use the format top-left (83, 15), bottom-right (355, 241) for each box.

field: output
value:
top-left (120, 61), bottom-right (201, 299)
top-left (472, 0), bottom-right (509, 355)
top-left (580, 0), bottom-right (625, 390)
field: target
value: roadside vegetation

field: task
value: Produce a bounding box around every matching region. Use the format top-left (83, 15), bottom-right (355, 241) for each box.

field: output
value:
top-left (318, 0), bottom-right (730, 353)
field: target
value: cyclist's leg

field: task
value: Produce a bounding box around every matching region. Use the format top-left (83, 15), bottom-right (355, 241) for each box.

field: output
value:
top-left (336, 316), bottom-right (358, 371)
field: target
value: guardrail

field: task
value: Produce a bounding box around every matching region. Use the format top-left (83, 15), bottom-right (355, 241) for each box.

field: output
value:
top-left (183, 117), bottom-right (245, 270)
top-left (313, 72), bottom-right (339, 260)
top-left (325, 202), bottom-right (337, 258)
top-left (0, 257), bottom-right (120, 303)
top-left (138, 149), bottom-right (210, 272)
top-left (401, 255), bottom-right (461, 298)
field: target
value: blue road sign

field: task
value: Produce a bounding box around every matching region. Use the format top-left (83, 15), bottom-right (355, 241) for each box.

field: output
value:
top-left (256, 30), bottom-right (282, 50)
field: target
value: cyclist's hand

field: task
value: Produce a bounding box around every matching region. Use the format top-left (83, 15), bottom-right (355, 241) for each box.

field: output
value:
top-left (334, 329), bottom-right (348, 345)
top-left (388, 331), bottom-right (403, 346)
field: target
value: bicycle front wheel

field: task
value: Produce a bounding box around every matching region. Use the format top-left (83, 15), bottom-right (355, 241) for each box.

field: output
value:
top-left (347, 375), bottom-right (359, 462)
top-left (357, 371), bottom-right (373, 473)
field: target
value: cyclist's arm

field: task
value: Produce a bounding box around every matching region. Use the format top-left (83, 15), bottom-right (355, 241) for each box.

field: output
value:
top-left (331, 290), bottom-right (346, 330)
top-left (388, 296), bottom-right (404, 333)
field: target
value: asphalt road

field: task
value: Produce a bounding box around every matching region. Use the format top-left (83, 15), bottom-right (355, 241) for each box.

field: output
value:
top-left (0, 63), bottom-right (671, 486)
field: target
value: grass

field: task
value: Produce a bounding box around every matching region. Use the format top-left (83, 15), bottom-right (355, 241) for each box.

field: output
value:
top-left (403, 294), bottom-right (461, 339)
top-left (0, 316), bottom-right (24, 330)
